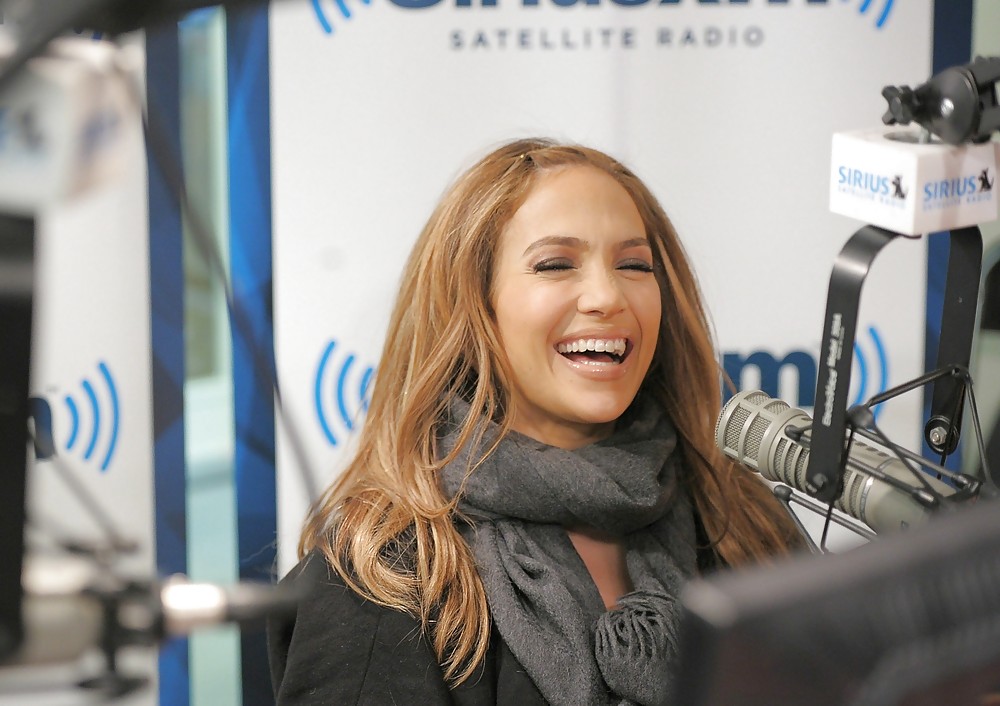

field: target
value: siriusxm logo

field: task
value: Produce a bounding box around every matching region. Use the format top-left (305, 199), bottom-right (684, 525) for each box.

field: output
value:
top-left (314, 339), bottom-right (376, 446)
top-left (314, 326), bottom-right (888, 441)
top-left (29, 361), bottom-right (121, 472)
top-left (312, 0), bottom-right (894, 36)
top-left (723, 325), bottom-right (888, 418)
top-left (922, 169), bottom-right (994, 211)
top-left (390, 0), bottom-right (887, 15)
top-left (836, 166), bottom-right (907, 208)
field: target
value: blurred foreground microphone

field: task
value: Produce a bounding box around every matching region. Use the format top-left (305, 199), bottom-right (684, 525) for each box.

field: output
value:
top-left (715, 390), bottom-right (954, 534)
top-left (1, 0), bottom-right (271, 38)
top-left (3, 554), bottom-right (299, 668)
top-left (0, 0), bottom-right (282, 96)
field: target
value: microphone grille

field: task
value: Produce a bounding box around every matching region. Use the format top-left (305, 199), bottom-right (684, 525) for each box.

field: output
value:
top-left (742, 413), bottom-right (770, 460)
top-left (717, 390), bottom-right (812, 486)
top-left (718, 390), bottom-right (790, 466)
top-left (719, 390), bottom-right (772, 448)
top-left (721, 401), bottom-right (752, 452)
top-left (774, 436), bottom-right (810, 488)
top-left (745, 390), bottom-right (776, 406)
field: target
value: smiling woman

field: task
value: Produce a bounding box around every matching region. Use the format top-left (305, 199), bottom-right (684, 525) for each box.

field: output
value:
top-left (267, 138), bottom-right (805, 706)
top-left (492, 165), bottom-right (662, 449)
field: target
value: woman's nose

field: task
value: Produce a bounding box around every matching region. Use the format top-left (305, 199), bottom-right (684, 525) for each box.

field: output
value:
top-left (577, 266), bottom-right (626, 316)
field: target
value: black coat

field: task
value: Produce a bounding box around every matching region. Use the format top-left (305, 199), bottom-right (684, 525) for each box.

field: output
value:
top-left (267, 550), bottom-right (549, 705)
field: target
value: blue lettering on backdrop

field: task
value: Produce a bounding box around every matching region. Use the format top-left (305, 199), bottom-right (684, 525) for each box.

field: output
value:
top-left (313, 0), bottom-right (895, 41)
top-left (389, 0), bottom-right (438, 8)
top-left (724, 351), bottom-right (817, 406)
top-left (724, 327), bottom-right (889, 412)
top-left (315, 0), bottom-right (894, 42)
top-left (388, 0), bottom-right (826, 9)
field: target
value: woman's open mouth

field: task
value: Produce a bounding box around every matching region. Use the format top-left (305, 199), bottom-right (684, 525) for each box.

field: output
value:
top-left (555, 337), bottom-right (631, 366)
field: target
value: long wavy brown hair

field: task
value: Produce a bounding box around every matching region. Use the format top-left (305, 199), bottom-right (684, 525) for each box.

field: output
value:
top-left (299, 138), bottom-right (803, 685)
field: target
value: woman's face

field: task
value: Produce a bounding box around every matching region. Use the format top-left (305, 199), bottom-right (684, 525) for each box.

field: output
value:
top-left (491, 165), bottom-right (662, 449)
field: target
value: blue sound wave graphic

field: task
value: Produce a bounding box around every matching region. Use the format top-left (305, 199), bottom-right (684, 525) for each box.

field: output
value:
top-left (62, 361), bottom-right (120, 472)
top-left (314, 340), bottom-right (376, 446)
top-left (851, 326), bottom-right (889, 419)
top-left (311, 0), bottom-right (372, 35)
top-left (848, 0), bottom-right (894, 29)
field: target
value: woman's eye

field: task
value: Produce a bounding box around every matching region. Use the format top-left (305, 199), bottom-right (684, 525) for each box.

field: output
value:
top-left (619, 260), bottom-right (654, 273)
top-left (532, 259), bottom-right (574, 273)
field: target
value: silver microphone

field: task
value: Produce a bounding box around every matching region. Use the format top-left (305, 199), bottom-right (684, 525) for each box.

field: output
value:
top-left (715, 390), bottom-right (954, 534)
top-left (2, 554), bottom-right (299, 668)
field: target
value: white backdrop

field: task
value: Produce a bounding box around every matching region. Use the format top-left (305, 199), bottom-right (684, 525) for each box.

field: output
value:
top-left (270, 0), bottom-right (935, 571)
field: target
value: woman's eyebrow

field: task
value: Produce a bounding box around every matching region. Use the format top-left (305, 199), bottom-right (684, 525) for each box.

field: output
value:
top-left (617, 237), bottom-right (651, 250)
top-left (521, 235), bottom-right (585, 257)
top-left (521, 235), bottom-right (650, 258)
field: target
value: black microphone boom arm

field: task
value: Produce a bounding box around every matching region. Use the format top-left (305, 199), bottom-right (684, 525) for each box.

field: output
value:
top-left (806, 225), bottom-right (982, 503)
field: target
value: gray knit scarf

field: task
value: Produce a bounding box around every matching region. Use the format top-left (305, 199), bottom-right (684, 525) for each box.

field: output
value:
top-left (438, 396), bottom-right (698, 706)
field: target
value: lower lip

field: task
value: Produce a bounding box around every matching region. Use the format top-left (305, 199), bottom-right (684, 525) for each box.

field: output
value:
top-left (556, 352), bottom-right (632, 380)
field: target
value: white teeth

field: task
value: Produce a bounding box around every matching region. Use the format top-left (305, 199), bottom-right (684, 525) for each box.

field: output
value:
top-left (556, 337), bottom-right (628, 357)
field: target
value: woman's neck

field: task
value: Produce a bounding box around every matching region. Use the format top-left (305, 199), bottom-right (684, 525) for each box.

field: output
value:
top-left (566, 526), bottom-right (633, 610)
